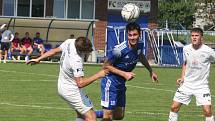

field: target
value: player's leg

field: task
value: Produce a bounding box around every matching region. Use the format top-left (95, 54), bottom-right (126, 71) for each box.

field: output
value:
top-left (84, 109), bottom-right (96, 121)
top-left (102, 107), bottom-right (124, 121)
top-left (99, 78), bottom-right (117, 121)
top-left (58, 82), bottom-right (96, 121)
top-left (0, 48), bottom-right (2, 63)
top-left (27, 46), bottom-right (33, 55)
top-left (168, 101), bottom-right (182, 121)
top-left (168, 87), bottom-right (192, 121)
top-left (202, 105), bottom-right (214, 121)
top-left (4, 49), bottom-right (8, 63)
top-left (102, 109), bottom-right (113, 121)
top-left (113, 107), bottom-right (125, 120)
top-left (25, 46), bottom-right (33, 61)
top-left (112, 89), bottom-right (126, 120)
top-left (39, 44), bottom-right (45, 55)
top-left (195, 88), bottom-right (214, 121)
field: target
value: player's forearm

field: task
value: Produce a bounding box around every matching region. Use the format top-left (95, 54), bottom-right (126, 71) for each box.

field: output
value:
top-left (37, 48), bottom-right (60, 61)
top-left (139, 55), bottom-right (153, 75)
top-left (76, 72), bottom-right (102, 88)
top-left (105, 65), bottom-right (127, 78)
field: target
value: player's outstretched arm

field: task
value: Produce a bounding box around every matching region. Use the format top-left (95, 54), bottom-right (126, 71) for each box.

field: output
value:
top-left (26, 47), bottom-right (61, 65)
top-left (75, 69), bottom-right (108, 88)
top-left (139, 54), bottom-right (158, 83)
top-left (103, 60), bottom-right (135, 81)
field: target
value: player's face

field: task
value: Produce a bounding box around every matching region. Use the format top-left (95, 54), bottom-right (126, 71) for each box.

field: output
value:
top-left (191, 32), bottom-right (202, 49)
top-left (128, 29), bottom-right (140, 47)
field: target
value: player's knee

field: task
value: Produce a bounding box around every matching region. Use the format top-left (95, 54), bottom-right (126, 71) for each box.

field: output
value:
top-left (103, 111), bottom-right (113, 121)
top-left (85, 109), bottom-right (96, 121)
top-left (170, 105), bottom-right (180, 112)
top-left (203, 108), bottom-right (212, 117)
top-left (113, 115), bottom-right (124, 120)
top-left (113, 112), bottom-right (124, 120)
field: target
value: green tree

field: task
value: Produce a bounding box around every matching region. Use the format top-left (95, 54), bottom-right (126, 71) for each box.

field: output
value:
top-left (158, 0), bottom-right (196, 29)
top-left (194, 0), bottom-right (215, 30)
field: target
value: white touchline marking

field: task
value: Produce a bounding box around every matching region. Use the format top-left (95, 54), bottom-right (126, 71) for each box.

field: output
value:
top-left (0, 102), bottom-right (70, 110)
top-left (1, 69), bottom-right (215, 97)
top-left (126, 84), bottom-right (175, 92)
top-left (4, 79), bottom-right (56, 82)
top-left (0, 69), bottom-right (58, 77)
top-left (0, 102), bottom-right (205, 117)
top-left (126, 84), bottom-right (215, 98)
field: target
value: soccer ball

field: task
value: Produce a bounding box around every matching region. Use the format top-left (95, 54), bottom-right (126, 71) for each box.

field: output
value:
top-left (121, 3), bottom-right (140, 22)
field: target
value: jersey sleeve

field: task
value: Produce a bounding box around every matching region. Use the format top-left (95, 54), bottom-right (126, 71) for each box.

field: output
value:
top-left (59, 40), bottom-right (68, 51)
top-left (183, 47), bottom-right (187, 63)
top-left (209, 48), bottom-right (215, 62)
top-left (71, 58), bottom-right (84, 77)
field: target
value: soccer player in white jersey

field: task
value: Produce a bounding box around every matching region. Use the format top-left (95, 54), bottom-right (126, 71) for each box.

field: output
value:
top-left (0, 24), bottom-right (14, 63)
top-left (168, 28), bottom-right (215, 121)
top-left (27, 37), bottom-right (107, 121)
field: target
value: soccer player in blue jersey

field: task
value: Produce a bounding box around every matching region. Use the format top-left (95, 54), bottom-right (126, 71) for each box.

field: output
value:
top-left (96, 22), bottom-right (158, 121)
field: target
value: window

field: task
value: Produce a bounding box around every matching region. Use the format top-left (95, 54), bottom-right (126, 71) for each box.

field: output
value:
top-left (67, 0), bottom-right (80, 19)
top-left (17, 0), bottom-right (30, 17)
top-left (53, 0), bottom-right (65, 18)
top-left (81, 0), bottom-right (94, 19)
top-left (3, 0), bottom-right (15, 16)
top-left (32, 0), bottom-right (44, 17)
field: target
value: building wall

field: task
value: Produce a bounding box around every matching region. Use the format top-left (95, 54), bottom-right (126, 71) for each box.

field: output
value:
top-left (0, 0), bottom-right (2, 15)
top-left (94, 0), bottom-right (108, 50)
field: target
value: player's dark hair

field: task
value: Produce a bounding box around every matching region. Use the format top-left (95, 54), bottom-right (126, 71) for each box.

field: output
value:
top-left (126, 22), bottom-right (141, 34)
top-left (191, 27), bottom-right (203, 36)
top-left (75, 37), bottom-right (93, 53)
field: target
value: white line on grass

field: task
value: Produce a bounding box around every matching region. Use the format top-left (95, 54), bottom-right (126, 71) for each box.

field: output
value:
top-left (4, 79), bottom-right (56, 82)
top-left (0, 102), bottom-right (205, 117)
top-left (126, 84), bottom-right (175, 92)
top-left (0, 70), bottom-right (58, 77)
top-left (0, 102), bottom-right (70, 110)
top-left (1, 69), bottom-right (215, 97)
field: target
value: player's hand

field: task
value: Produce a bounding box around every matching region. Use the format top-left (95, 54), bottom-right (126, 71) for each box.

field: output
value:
top-left (26, 59), bottom-right (40, 65)
top-left (151, 72), bottom-right (158, 83)
top-left (124, 72), bottom-right (135, 81)
top-left (97, 69), bottom-right (109, 78)
top-left (176, 78), bottom-right (184, 86)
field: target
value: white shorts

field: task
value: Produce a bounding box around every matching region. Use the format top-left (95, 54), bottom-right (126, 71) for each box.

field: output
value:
top-left (173, 85), bottom-right (211, 106)
top-left (58, 79), bottom-right (93, 115)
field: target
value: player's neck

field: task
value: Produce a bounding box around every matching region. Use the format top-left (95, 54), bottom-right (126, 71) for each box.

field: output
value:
top-left (192, 43), bottom-right (202, 50)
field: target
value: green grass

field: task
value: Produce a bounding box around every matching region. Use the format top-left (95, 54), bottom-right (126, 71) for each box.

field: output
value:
top-left (0, 63), bottom-right (215, 121)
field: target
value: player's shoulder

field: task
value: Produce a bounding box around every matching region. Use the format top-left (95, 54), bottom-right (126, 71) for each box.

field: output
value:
top-left (202, 44), bottom-right (212, 49)
top-left (114, 41), bottom-right (127, 51)
top-left (183, 44), bottom-right (192, 50)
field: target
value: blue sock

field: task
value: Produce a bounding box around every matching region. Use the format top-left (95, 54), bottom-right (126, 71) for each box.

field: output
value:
top-left (95, 110), bottom-right (103, 118)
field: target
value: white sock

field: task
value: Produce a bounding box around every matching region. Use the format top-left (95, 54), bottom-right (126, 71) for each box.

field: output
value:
top-left (75, 118), bottom-right (84, 121)
top-left (168, 111), bottom-right (178, 121)
top-left (206, 115), bottom-right (214, 121)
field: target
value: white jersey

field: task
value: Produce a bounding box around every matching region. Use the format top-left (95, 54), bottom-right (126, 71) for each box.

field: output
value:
top-left (183, 44), bottom-right (215, 89)
top-left (1, 30), bottom-right (12, 42)
top-left (57, 39), bottom-right (93, 114)
top-left (58, 39), bottom-right (84, 86)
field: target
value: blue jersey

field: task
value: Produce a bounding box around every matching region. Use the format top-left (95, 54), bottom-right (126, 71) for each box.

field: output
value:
top-left (100, 40), bottom-right (144, 109)
top-left (107, 41), bottom-right (143, 85)
top-left (33, 37), bottom-right (43, 44)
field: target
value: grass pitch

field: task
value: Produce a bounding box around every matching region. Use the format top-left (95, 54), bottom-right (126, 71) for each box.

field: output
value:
top-left (0, 63), bottom-right (215, 121)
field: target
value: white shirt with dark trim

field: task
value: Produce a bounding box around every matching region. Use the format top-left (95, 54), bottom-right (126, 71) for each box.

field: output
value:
top-left (183, 44), bottom-right (215, 89)
top-left (58, 39), bottom-right (84, 86)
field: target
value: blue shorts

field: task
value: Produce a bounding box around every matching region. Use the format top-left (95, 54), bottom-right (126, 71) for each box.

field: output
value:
top-left (100, 77), bottom-right (126, 110)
